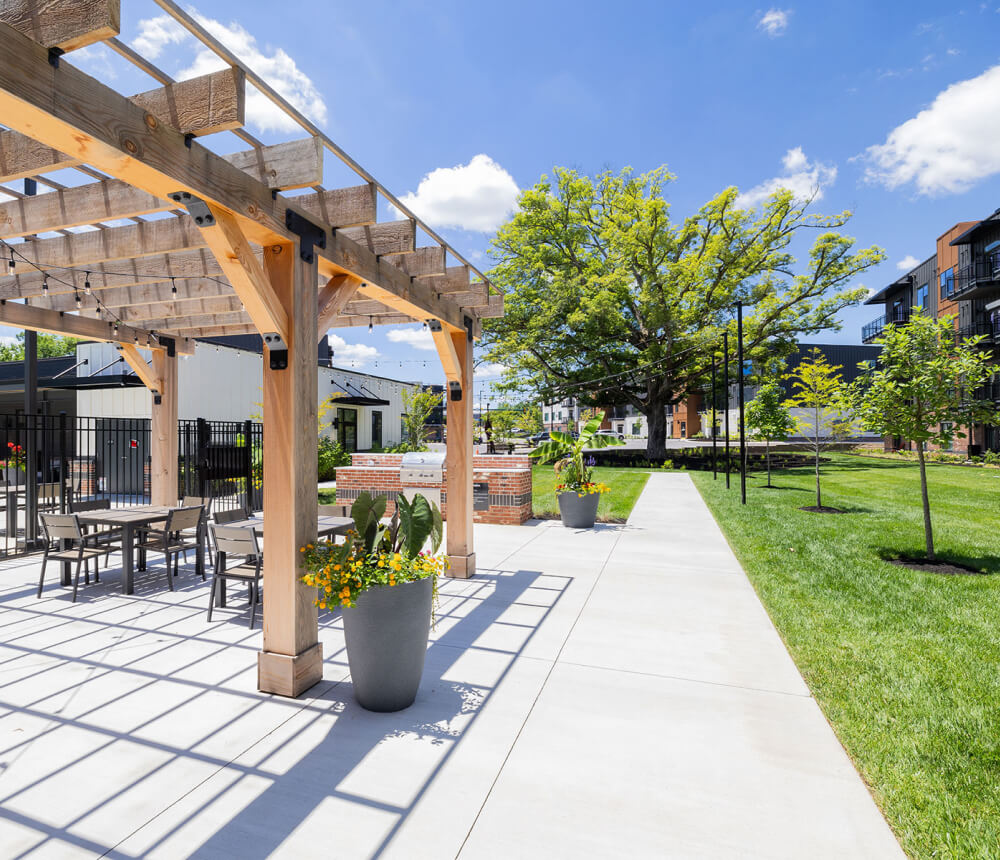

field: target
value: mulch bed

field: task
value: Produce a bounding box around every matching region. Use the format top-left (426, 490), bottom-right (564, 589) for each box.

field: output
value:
top-left (889, 557), bottom-right (987, 576)
top-left (798, 505), bottom-right (847, 514)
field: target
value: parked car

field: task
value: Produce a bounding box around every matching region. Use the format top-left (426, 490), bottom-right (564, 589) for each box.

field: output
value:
top-left (529, 432), bottom-right (550, 446)
top-left (595, 429), bottom-right (625, 441)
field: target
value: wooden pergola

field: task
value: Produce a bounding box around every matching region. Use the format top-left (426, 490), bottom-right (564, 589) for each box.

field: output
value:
top-left (0, 1), bottom-right (502, 697)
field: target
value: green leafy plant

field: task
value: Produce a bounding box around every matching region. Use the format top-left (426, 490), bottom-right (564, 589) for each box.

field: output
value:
top-left (848, 311), bottom-right (1000, 559)
top-left (300, 491), bottom-right (446, 610)
top-left (532, 410), bottom-right (624, 494)
top-left (745, 380), bottom-right (796, 487)
top-left (401, 387), bottom-right (440, 450)
top-left (318, 436), bottom-right (351, 481)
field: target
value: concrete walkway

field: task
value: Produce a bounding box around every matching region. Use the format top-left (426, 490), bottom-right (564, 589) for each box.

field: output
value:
top-left (0, 474), bottom-right (903, 858)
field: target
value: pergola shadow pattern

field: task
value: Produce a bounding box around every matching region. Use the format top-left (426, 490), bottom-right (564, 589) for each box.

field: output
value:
top-left (0, 0), bottom-right (497, 698)
top-left (0, 520), bottom-right (582, 858)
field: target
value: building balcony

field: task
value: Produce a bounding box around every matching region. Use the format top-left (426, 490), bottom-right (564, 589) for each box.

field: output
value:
top-left (952, 252), bottom-right (1000, 300)
top-left (862, 308), bottom-right (909, 343)
top-left (956, 320), bottom-right (998, 345)
top-left (974, 381), bottom-right (1000, 402)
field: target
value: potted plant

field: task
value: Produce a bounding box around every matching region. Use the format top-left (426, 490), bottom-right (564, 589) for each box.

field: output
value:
top-left (300, 490), bottom-right (446, 712)
top-left (1, 442), bottom-right (26, 484)
top-left (532, 411), bottom-right (624, 528)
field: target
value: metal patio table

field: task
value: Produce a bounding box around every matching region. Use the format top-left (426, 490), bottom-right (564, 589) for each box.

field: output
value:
top-left (75, 505), bottom-right (205, 594)
top-left (214, 514), bottom-right (353, 607)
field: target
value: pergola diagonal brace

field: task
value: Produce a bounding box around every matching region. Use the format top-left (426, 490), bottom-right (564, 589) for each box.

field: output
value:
top-left (119, 343), bottom-right (163, 393)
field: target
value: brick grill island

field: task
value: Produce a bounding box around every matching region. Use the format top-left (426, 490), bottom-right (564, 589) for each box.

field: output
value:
top-left (336, 453), bottom-right (533, 525)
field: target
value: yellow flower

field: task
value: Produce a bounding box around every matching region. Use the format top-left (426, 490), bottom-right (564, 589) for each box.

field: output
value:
top-left (333, 564), bottom-right (341, 571)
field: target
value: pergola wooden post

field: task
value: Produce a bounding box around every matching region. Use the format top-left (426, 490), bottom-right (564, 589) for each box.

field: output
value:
top-left (0, 2), bottom-right (503, 698)
top-left (257, 241), bottom-right (321, 697)
top-left (149, 348), bottom-right (178, 506)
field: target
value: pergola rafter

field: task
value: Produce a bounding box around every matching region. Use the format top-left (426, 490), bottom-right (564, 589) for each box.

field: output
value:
top-left (0, 0), bottom-right (500, 698)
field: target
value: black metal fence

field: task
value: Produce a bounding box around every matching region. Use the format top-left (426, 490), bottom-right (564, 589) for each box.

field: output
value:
top-left (0, 414), bottom-right (263, 558)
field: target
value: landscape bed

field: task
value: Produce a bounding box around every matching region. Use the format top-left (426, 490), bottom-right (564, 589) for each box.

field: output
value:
top-left (530, 465), bottom-right (649, 523)
top-left (692, 454), bottom-right (1000, 860)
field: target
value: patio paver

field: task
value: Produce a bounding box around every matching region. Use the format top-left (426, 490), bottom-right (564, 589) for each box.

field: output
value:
top-left (0, 474), bottom-right (903, 858)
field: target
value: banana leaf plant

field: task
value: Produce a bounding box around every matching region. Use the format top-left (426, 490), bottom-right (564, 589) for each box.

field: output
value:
top-left (531, 411), bottom-right (624, 492)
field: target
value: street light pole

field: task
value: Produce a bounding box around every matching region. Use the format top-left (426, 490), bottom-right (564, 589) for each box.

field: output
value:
top-left (723, 331), bottom-right (730, 489)
top-left (737, 301), bottom-right (747, 505)
top-left (711, 359), bottom-right (717, 480)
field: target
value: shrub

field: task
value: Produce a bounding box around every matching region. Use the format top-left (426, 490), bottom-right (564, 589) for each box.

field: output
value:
top-left (318, 437), bottom-right (351, 481)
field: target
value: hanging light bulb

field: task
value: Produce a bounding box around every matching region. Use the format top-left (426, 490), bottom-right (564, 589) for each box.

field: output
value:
top-left (42, 277), bottom-right (48, 295)
top-left (7, 248), bottom-right (14, 271)
top-left (84, 272), bottom-right (91, 294)
top-left (113, 321), bottom-right (119, 336)
top-left (75, 292), bottom-right (82, 309)
top-left (422, 320), bottom-right (428, 330)
top-left (368, 316), bottom-right (373, 333)
top-left (171, 277), bottom-right (177, 296)
top-left (133, 332), bottom-right (139, 344)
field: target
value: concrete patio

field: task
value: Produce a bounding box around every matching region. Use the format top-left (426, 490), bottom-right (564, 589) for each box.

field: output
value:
top-left (0, 474), bottom-right (902, 858)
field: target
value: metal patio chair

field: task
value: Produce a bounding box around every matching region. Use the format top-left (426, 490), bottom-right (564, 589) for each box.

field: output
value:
top-left (38, 512), bottom-right (122, 602)
top-left (135, 506), bottom-right (205, 589)
top-left (68, 498), bottom-right (120, 579)
top-left (208, 523), bottom-right (263, 629)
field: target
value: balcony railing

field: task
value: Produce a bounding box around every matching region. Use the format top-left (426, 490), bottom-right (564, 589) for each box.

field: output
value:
top-left (956, 320), bottom-right (997, 344)
top-left (862, 308), bottom-right (909, 343)
top-left (974, 381), bottom-right (1000, 402)
top-left (953, 251), bottom-right (1000, 299)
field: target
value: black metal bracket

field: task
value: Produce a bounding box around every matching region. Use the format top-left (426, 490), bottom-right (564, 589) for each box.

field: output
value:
top-left (285, 209), bottom-right (327, 264)
top-left (158, 335), bottom-right (176, 358)
top-left (48, 47), bottom-right (64, 69)
top-left (168, 191), bottom-right (215, 227)
top-left (153, 392), bottom-right (162, 406)
top-left (464, 314), bottom-right (474, 342)
top-left (263, 332), bottom-right (288, 370)
top-left (449, 381), bottom-right (462, 401)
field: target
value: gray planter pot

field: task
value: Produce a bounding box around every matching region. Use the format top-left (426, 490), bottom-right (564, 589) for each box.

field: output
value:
top-left (557, 490), bottom-right (600, 529)
top-left (342, 576), bottom-right (433, 712)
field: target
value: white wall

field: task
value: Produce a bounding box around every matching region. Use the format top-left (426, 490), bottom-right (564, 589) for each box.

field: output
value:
top-left (76, 342), bottom-right (420, 449)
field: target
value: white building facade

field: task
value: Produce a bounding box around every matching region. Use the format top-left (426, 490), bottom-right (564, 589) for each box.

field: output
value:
top-left (75, 340), bottom-right (420, 451)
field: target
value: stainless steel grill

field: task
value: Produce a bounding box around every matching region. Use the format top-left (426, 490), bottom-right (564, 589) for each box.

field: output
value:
top-left (399, 451), bottom-right (445, 508)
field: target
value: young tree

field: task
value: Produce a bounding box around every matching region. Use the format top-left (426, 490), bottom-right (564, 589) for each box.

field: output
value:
top-left (401, 387), bottom-right (441, 450)
top-left (784, 348), bottom-right (857, 509)
top-left (745, 381), bottom-right (795, 487)
top-left (849, 313), bottom-right (1000, 560)
top-left (482, 166), bottom-right (885, 458)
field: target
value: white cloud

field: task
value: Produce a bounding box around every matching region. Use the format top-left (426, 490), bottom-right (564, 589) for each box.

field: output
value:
top-left (476, 362), bottom-right (508, 379)
top-left (132, 13), bottom-right (327, 133)
top-left (896, 254), bottom-right (921, 271)
top-left (757, 8), bottom-right (791, 37)
top-left (328, 333), bottom-right (378, 368)
top-left (864, 64), bottom-right (1000, 195)
top-left (735, 147), bottom-right (837, 208)
top-left (394, 155), bottom-right (519, 233)
top-left (387, 326), bottom-right (436, 352)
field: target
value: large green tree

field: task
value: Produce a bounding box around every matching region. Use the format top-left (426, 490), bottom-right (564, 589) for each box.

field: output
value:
top-left (849, 312), bottom-right (1000, 560)
top-left (0, 332), bottom-right (79, 361)
top-left (482, 166), bottom-right (885, 457)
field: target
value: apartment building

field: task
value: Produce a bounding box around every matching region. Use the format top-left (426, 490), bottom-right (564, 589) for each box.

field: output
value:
top-left (862, 208), bottom-right (1000, 453)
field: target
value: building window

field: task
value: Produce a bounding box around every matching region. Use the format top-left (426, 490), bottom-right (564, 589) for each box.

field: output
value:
top-left (371, 411), bottom-right (382, 449)
top-left (337, 408), bottom-right (358, 452)
top-left (940, 267), bottom-right (955, 300)
top-left (680, 420), bottom-right (686, 437)
top-left (916, 283), bottom-right (929, 310)
top-left (940, 422), bottom-right (953, 451)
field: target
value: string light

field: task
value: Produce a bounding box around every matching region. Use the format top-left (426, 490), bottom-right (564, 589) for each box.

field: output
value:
top-left (42, 277), bottom-right (48, 295)
top-left (84, 272), bottom-right (91, 294)
top-left (368, 316), bottom-right (373, 333)
top-left (171, 277), bottom-right (177, 295)
top-left (74, 292), bottom-right (82, 309)
top-left (7, 249), bottom-right (13, 271)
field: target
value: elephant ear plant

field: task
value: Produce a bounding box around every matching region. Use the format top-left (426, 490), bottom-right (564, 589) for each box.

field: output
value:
top-left (532, 410), bottom-right (624, 496)
top-left (300, 490), bottom-right (446, 610)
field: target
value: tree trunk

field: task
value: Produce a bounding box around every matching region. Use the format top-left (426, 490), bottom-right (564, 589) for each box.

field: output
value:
top-left (766, 438), bottom-right (771, 487)
top-left (646, 398), bottom-right (669, 459)
top-left (814, 444), bottom-right (821, 508)
top-left (916, 441), bottom-right (935, 560)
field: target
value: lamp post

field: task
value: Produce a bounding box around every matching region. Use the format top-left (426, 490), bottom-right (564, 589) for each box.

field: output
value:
top-left (723, 331), bottom-right (731, 489)
top-left (737, 300), bottom-right (747, 506)
top-left (711, 359), bottom-right (717, 480)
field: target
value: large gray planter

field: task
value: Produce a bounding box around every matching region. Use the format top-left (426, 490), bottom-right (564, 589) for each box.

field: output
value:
top-left (342, 576), bottom-right (433, 712)
top-left (557, 490), bottom-right (600, 529)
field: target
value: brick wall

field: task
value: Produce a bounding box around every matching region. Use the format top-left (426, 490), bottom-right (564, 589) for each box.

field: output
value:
top-left (337, 453), bottom-right (533, 524)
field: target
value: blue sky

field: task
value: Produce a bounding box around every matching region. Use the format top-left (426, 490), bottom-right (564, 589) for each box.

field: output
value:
top-left (8, 1), bottom-right (1000, 402)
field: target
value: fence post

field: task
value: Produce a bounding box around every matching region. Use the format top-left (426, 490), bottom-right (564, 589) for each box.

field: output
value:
top-left (196, 417), bottom-right (211, 499)
top-left (59, 412), bottom-right (68, 513)
top-left (243, 419), bottom-right (253, 511)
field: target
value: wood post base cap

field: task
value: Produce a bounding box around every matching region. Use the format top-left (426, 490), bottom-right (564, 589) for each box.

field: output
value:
top-left (257, 642), bottom-right (323, 698)
top-left (446, 552), bottom-right (476, 579)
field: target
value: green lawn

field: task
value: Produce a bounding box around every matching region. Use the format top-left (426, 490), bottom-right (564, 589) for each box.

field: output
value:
top-left (531, 464), bottom-right (649, 522)
top-left (691, 455), bottom-right (1000, 860)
